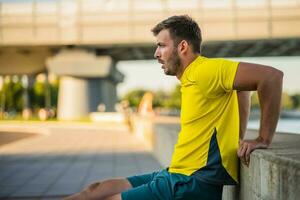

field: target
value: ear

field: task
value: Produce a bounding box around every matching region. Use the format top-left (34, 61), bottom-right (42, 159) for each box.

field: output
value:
top-left (177, 40), bottom-right (189, 55)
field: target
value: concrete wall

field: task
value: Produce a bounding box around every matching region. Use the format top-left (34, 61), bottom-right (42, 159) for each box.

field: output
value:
top-left (132, 115), bottom-right (300, 200)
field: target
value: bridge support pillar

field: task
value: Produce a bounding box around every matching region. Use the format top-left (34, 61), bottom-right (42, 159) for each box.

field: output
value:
top-left (47, 49), bottom-right (123, 120)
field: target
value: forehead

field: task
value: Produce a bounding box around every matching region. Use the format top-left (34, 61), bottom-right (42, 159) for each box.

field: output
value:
top-left (156, 29), bottom-right (173, 43)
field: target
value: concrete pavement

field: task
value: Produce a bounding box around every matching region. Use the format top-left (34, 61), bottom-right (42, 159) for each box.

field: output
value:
top-left (0, 122), bottom-right (162, 199)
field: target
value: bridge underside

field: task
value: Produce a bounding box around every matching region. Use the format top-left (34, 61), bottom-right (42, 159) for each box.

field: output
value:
top-left (94, 38), bottom-right (300, 60)
top-left (1, 38), bottom-right (299, 65)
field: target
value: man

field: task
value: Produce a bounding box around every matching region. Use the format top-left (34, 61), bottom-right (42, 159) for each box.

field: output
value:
top-left (65, 15), bottom-right (283, 200)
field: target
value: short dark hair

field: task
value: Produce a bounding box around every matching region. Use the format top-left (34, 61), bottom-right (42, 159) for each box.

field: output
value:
top-left (151, 15), bottom-right (202, 54)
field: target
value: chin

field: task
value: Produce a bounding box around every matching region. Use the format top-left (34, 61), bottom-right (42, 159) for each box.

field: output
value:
top-left (165, 71), bottom-right (176, 76)
top-left (163, 66), bottom-right (176, 76)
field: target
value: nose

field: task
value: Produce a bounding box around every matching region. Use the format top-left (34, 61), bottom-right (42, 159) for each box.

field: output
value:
top-left (154, 47), bottom-right (160, 59)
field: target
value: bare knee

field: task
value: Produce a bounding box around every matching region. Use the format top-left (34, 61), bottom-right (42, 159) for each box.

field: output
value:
top-left (83, 178), bottom-right (131, 200)
top-left (63, 181), bottom-right (105, 200)
top-left (86, 181), bottom-right (102, 193)
top-left (83, 181), bottom-right (105, 200)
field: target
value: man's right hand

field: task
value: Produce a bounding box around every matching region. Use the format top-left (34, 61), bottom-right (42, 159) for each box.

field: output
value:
top-left (237, 137), bottom-right (269, 167)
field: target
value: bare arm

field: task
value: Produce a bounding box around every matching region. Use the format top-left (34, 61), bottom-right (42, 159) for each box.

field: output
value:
top-left (234, 62), bottom-right (283, 166)
top-left (237, 91), bottom-right (251, 140)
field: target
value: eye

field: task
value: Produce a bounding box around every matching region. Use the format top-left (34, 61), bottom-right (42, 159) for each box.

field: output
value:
top-left (157, 43), bottom-right (165, 47)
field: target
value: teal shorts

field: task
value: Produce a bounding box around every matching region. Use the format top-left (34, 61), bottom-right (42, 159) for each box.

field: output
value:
top-left (121, 169), bottom-right (223, 200)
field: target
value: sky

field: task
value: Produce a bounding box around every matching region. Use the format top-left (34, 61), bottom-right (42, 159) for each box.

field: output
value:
top-left (116, 60), bottom-right (180, 97)
top-left (116, 56), bottom-right (300, 97)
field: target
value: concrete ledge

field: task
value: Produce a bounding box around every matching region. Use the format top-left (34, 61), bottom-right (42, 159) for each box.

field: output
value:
top-left (132, 115), bottom-right (300, 200)
top-left (240, 130), bottom-right (300, 200)
top-left (90, 112), bottom-right (126, 123)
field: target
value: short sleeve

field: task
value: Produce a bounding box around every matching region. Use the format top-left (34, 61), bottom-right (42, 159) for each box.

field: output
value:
top-left (219, 59), bottom-right (239, 92)
top-left (195, 58), bottom-right (239, 97)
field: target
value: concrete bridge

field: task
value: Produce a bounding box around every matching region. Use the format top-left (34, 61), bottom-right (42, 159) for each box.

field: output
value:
top-left (0, 0), bottom-right (300, 119)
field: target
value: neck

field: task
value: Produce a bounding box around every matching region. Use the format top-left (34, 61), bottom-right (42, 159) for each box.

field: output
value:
top-left (176, 53), bottom-right (200, 79)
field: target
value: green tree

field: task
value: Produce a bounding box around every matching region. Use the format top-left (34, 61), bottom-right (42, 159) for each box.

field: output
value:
top-left (50, 79), bottom-right (59, 108)
top-left (250, 92), bottom-right (259, 109)
top-left (32, 81), bottom-right (46, 109)
top-left (281, 92), bottom-right (293, 110)
top-left (251, 91), bottom-right (295, 110)
top-left (122, 89), bottom-right (147, 107)
top-left (1, 79), bottom-right (24, 112)
top-left (291, 93), bottom-right (300, 110)
top-left (31, 77), bottom-right (59, 110)
top-left (164, 84), bottom-right (181, 109)
top-left (121, 85), bottom-right (182, 110)
top-left (153, 89), bottom-right (168, 108)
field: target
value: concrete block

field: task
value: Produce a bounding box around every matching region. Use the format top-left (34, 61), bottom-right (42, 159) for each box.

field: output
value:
top-left (222, 186), bottom-right (238, 200)
top-left (137, 118), bottom-right (300, 200)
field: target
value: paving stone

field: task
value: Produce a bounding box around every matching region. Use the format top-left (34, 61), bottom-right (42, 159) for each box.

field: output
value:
top-left (44, 183), bottom-right (81, 196)
top-left (0, 122), bottom-right (162, 198)
top-left (0, 163), bottom-right (28, 182)
top-left (1, 172), bottom-right (35, 187)
top-left (26, 172), bottom-right (61, 186)
top-left (82, 174), bottom-right (112, 188)
top-left (0, 185), bottom-right (18, 197)
top-left (10, 184), bottom-right (49, 197)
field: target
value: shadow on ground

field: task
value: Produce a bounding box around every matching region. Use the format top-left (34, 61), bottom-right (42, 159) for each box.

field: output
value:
top-left (0, 152), bottom-right (162, 200)
top-left (0, 132), bottom-right (38, 147)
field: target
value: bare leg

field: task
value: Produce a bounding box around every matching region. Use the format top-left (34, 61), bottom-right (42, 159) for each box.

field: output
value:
top-left (63, 178), bottom-right (132, 200)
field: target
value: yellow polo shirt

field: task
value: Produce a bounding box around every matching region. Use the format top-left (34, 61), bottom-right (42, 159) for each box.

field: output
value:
top-left (168, 56), bottom-right (240, 184)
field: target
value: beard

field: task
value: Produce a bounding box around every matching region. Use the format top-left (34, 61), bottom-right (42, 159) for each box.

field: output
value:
top-left (163, 49), bottom-right (181, 76)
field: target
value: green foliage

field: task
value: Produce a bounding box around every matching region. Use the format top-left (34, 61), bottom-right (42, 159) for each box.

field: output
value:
top-left (31, 78), bottom-right (59, 109)
top-left (122, 89), bottom-right (148, 107)
top-left (251, 91), bottom-right (298, 110)
top-left (32, 81), bottom-right (46, 108)
top-left (0, 79), bottom-right (24, 112)
top-left (122, 85), bottom-right (181, 109)
top-left (0, 76), bottom-right (59, 116)
top-left (291, 94), bottom-right (300, 109)
top-left (153, 90), bottom-right (168, 107)
top-left (163, 84), bottom-right (181, 109)
top-left (50, 79), bottom-right (59, 108)
top-left (281, 92), bottom-right (293, 110)
top-left (250, 92), bottom-right (259, 109)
